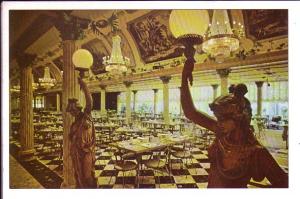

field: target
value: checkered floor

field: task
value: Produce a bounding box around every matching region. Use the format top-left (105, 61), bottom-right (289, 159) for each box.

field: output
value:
top-left (10, 136), bottom-right (287, 189)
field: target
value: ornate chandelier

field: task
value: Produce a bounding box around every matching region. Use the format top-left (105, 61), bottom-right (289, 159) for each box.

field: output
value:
top-left (202, 10), bottom-right (243, 63)
top-left (103, 34), bottom-right (130, 76)
top-left (38, 66), bottom-right (56, 89)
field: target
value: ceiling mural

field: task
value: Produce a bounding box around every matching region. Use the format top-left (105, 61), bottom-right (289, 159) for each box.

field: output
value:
top-left (244, 10), bottom-right (288, 41)
top-left (128, 10), bottom-right (182, 63)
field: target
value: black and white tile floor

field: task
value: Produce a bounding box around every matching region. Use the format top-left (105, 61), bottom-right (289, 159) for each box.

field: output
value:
top-left (10, 136), bottom-right (287, 189)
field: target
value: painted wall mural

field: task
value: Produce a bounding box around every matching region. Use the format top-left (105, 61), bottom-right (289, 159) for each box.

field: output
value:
top-left (244, 10), bottom-right (288, 41)
top-left (128, 10), bottom-right (182, 63)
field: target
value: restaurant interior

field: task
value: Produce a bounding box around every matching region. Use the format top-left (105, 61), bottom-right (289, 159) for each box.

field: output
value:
top-left (8, 9), bottom-right (288, 189)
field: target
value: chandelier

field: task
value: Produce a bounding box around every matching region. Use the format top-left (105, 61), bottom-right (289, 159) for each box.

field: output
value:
top-left (103, 34), bottom-right (130, 76)
top-left (38, 66), bottom-right (56, 89)
top-left (202, 10), bottom-right (243, 63)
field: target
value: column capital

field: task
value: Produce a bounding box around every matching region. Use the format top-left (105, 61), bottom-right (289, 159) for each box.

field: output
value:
top-left (255, 81), bottom-right (264, 88)
top-left (54, 11), bottom-right (89, 41)
top-left (216, 68), bottom-right (231, 78)
top-left (132, 90), bottom-right (138, 94)
top-left (99, 84), bottom-right (106, 90)
top-left (153, 88), bottom-right (158, 93)
top-left (16, 53), bottom-right (37, 68)
top-left (160, 76), bottom-right (172, 84)
top-left (123, 81), bottom-right (133, 88)
top-left (211, 84), bottom-right (219, 89)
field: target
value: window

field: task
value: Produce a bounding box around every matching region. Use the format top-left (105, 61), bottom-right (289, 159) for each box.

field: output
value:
top-left (136, 90), bottom-right (154, 113)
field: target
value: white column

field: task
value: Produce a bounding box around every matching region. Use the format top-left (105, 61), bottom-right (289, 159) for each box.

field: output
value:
top-left (153, 89), bottom-right (158, 116)
top-left (116, 92), bottom-right (121, 113)
top-left (160, 76), bottom-right (171, 124)
top-left (41, 95), bottom-right (45, 108)
top-left (132, 90), bottom-right (137, 113)
top-left (100, 85), bottom-right (106, 115)
top-left (124, 81), bottom-right (132, 124)
top-left (56, 93), bottom-right (61, 112)
top-left (255, 81), bottom-right (264, 116)
top-left (61, 40), bottom-right (80, 188)
top-left (178, 87), bottom-right (183, 115)
top-left (17, 54), bottom-right (36, 161)
top-left (211, 84), bottom-right (219, 100)
top-left (33, 95), bottom-right (37, 109)
top-left (217, 69), bottom-right (231, 95)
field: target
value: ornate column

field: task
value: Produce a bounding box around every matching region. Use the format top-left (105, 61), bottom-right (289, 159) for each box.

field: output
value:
top-left (16, 53), bottom-right (36, 161)
top-left (211, 84), bottom-right (219, 100)
top-left (55, 13), bottom-right (87, 188)
top-left (44, 95), bottom-right (48, 110)
top-left (33, 94), bottom-right (37, 109)
top-left (160, 76), bottom-right (171, 124)
top-left (153, 89), bottom-right (158, 116)
top-left (41, 95), bottom-right (45, 108)
top-left (56, 92), bottom-right (61, 112)
top-left (100, 85), bottom-right (107, 115)
top-left (255, 81), bottom-right (264, 116)
top-left (116, 92), bottom-right (121, 113)
top-left (132, 90), bottom-right (137, 113)
top-left (61, 39), bottom-right (79, 188)
top-left (124, 81), bottom-right (133, 123)
top-left (217, 69), bottom-right (231, 95)
top-left (178, 87), bottom-right (183, 115)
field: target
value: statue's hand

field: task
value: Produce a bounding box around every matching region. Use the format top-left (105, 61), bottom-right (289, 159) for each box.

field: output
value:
top-left (183, 59), bottom-right (194, 86)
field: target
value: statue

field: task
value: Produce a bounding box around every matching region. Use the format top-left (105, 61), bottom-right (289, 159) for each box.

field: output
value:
top-left (180, 49), bottom-right (288, 188)
top-left (66, 78), bottom-right (97, 188)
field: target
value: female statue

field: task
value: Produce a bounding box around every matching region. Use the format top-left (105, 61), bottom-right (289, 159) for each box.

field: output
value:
top-left (66, 77), bottom-right (97, 188)
top-left (180, 46), bottom-right (288, 188)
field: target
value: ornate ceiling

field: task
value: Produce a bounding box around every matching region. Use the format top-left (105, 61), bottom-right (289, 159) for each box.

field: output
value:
top-left (9, 9), bottom-right (288, 91)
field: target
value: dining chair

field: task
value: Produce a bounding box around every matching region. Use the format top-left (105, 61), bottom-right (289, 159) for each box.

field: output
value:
top-left (170, 141), bottom-right (195, 177)
top-left (113, 149), bottom-right (138, 188)
top-left (143, 147), bottom-right (171, 188)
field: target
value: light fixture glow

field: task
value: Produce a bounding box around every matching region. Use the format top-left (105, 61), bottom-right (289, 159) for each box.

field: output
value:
top-left (72, 49), bottom-right (94, 70)
top-left (38, 66), bottom-right (56, 89)
top-left (103, 34), bottom-right (129, 76)
top-left (202, 10), bottom-right (243, 63)
top-left (169, 10), bottom-right (209, 38)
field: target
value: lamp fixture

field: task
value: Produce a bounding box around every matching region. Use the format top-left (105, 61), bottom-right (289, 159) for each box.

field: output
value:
top-left (72, 48), bottom-right (94, 78)
top-left (169, 10), bottom-right (209, 46)
top-left (202, 10), bottom-right (244, 63)
top-left (169, 10), bottom-right (210, 85)
top-left (38, 66), bottom-right (56, 89)
top-left (103, 34), bottom-right (130, 76)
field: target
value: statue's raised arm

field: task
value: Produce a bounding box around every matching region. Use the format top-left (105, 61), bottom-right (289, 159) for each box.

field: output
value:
top-left (78, 77), bottom-right (93, 114)
top-left (181, 46), bottom-right (217, 133)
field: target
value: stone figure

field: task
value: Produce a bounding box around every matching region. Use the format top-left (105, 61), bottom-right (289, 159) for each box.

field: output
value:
top-left (180, 50), bottom-right (288, 188)
top-left (66, 77), bottom-right (97, 188)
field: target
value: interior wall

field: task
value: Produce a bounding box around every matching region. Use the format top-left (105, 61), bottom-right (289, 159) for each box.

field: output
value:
top-left (44, 94), bottom-right (56, 110)
top-left (106, 92), bottom-right (118, 111)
